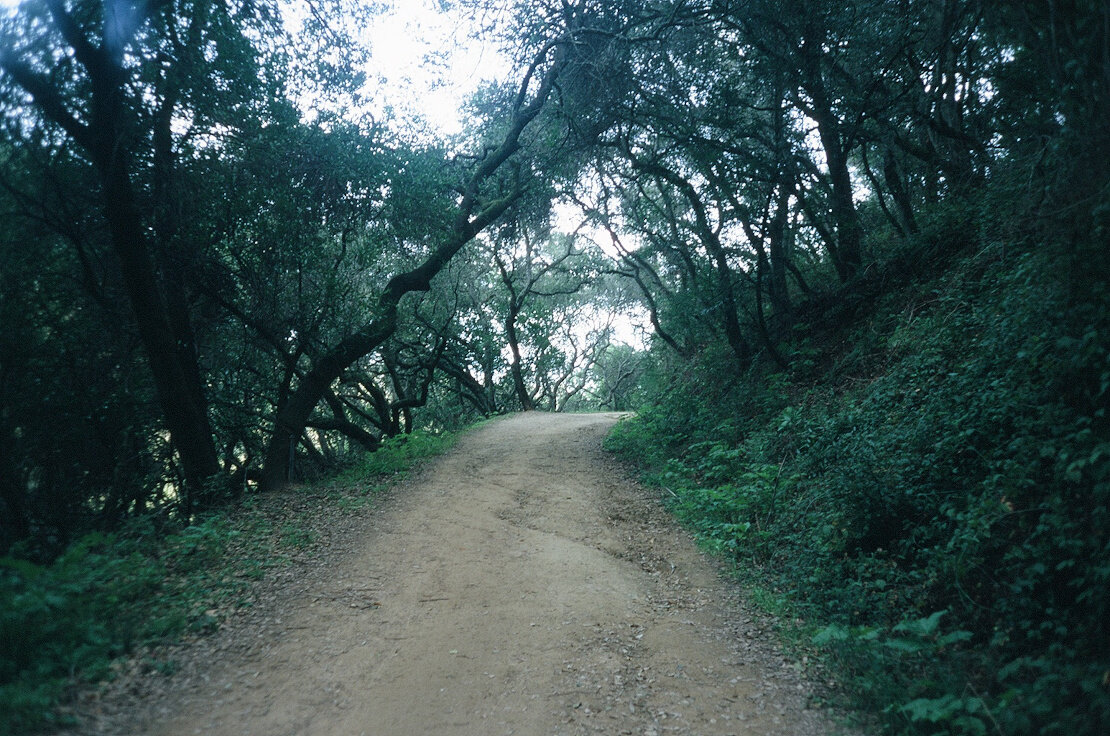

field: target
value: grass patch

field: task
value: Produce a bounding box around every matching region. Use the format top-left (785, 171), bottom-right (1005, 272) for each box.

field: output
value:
top-left (334, 429), bottom-right (461, 483)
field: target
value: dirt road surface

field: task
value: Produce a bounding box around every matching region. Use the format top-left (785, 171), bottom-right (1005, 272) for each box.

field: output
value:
top-left (80, 412), bottom-right (848, 736)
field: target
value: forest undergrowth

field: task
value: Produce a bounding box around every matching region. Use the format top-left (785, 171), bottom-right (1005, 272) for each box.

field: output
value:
top-left (606, 232), bottom-right (1110, 735)
top-left (0, 431), bottom-right (458, 735)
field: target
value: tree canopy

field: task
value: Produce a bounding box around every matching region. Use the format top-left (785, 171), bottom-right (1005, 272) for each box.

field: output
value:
top-left (1, 0), bottom-right (1107, 732)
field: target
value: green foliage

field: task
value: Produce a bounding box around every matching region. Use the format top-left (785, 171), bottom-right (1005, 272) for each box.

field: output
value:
top-left (648, 441), bottom-right (794, 559)
top-left (336, 429), bottom-right (460, 481)
top-left (605, 408), bottom-right (675, 469)
top-left (609, 243), bottom-right (1110, 734)
top-left (0, 533), bottom-right (164, 732)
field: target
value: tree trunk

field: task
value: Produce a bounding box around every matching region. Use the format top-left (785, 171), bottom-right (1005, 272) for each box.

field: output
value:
top-left (260, 314), bottom-right (397, 491)
top-left (883, 149), bottom-right (919, 235)
top-left (100, 160), bottom-right (221, 509)
top-left (505, 300), bottom-right (536, 411)
top-left (706, 235), bottom-right (752, 370)
top-left (816, 125), bottom-right (863, 282)
top-left (799, 38), bottom-right (863, 283)
top-left (766, 186), bottom-right (792, 329)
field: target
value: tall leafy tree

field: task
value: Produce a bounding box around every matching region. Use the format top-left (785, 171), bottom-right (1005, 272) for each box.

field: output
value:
top-left (256, 26), bottom-right (575, 488)
top-left (0, 0), bottom-right (256, 507)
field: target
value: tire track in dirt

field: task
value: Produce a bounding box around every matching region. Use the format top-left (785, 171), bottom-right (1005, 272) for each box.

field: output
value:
top-left (81, 412), bottom-right (848, 735)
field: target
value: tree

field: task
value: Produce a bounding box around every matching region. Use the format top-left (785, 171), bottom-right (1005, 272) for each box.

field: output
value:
top-left (490, 228), bottom-right (597, 410)
top-left (432, 260), bottom-right (509, 418)
top-left (586, 342), bottom-right (645, 411)
top-left (0, 0), bottom-right (248, 508)
top-left (257, 33), bottom-right (572, 489)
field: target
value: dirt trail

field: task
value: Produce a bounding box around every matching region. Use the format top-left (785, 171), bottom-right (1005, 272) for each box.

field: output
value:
top-left (88, 412), bottom-right (845, 735)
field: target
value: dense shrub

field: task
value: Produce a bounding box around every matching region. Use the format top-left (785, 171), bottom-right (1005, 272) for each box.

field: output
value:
top-left (0, 532), bottom-right (169, 733)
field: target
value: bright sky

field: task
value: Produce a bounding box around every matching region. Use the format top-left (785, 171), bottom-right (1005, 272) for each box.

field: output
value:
top-left (0, 0), bottom-right (505, 137)
top-left (348, 0), bottom-right (508, 138)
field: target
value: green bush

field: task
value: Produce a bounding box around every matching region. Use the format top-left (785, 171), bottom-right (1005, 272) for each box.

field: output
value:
top-left (0, 533), bottom-right (166, 733)
top-left (336, 429), bottom-right (459, 481)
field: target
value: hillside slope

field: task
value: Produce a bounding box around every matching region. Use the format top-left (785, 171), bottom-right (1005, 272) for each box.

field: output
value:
top-left (607, 237), bottom-right (1110, 734)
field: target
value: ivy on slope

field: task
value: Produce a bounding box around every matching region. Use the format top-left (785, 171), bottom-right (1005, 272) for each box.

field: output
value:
top-left (606, 245), bottom-right (1110, 735)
